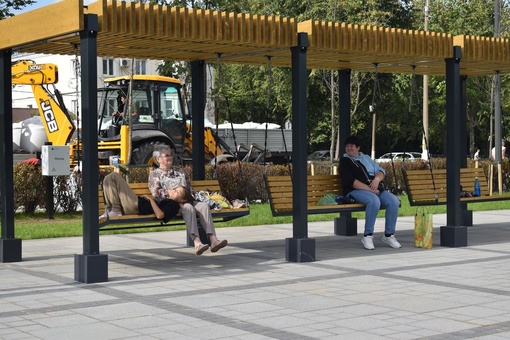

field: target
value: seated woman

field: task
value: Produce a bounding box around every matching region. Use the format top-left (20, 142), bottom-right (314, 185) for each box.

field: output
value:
top-left (339, 135), bottom-right (401, 251)
top-left (100, 172), bottom-right (180, 223)
top-left (148, 145), bottom-right (228, 255)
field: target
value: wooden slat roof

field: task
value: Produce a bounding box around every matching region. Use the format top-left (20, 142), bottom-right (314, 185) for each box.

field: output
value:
top-left (1, 0), bottom-right (510, 76)
top-left (300, 20), bottom-right (453, 76)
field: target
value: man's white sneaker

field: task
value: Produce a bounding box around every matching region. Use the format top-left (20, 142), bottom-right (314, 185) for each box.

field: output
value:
top-left (381, 235), bottom-right (402, 249)
top-left (361, 235), bottom-right (375, 250)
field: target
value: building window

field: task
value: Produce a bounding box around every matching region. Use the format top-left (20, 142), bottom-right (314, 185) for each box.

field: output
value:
top-left (102, 58), bottom-right (114, 75)
top-left (135, 60), bottom-right (147, 75)
top-left (107, 99), bottom-right (116, 116)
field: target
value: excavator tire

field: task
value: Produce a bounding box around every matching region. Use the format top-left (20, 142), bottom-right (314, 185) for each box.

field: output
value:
top-left (131, 141), bottom-right (182, 166)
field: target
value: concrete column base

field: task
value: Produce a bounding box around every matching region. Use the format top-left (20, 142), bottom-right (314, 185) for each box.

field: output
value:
top-left (440, 226), bottom-right (468, 247)
top-left (285, 237), bottom-right (315, 262)
top-left (0, 238), bottom-right (22, 262)
top-left (74, 253), bottom-right (108, 283)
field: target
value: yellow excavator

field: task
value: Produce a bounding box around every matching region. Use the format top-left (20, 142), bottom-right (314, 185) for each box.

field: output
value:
top-left (12, 60), bottom-right (233, 167)
top-left (11, 60), bottom-right (76, 148)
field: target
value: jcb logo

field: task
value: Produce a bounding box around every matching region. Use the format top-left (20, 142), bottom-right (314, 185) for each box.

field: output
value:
top-left (41, 101), bottom-right (58, 133)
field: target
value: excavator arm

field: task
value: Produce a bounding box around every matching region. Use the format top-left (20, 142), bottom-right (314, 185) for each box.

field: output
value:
top-left (12, 60), bottom-right (76, 146)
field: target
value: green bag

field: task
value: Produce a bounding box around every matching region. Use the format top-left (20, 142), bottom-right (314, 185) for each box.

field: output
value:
top-left (316, 193), bottom-right (338, 206)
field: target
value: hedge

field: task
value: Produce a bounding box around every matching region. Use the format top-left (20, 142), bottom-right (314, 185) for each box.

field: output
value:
top-left (7, 158), bottom-right (510, 214)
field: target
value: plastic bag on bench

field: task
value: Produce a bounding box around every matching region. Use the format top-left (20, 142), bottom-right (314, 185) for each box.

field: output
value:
top-left (317, 194), bottom-right (338, 206)
top-left (193, 191), bottom-right (222, 210)
top-left (317, 194), bottom-right (355, 206)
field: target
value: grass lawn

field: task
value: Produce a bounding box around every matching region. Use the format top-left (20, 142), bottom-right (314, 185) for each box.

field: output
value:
top-left (12, 195), bottom-right (510, 240)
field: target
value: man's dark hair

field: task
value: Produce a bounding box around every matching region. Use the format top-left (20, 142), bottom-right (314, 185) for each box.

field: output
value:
top-left (344, 135), bottom-right (361, 147)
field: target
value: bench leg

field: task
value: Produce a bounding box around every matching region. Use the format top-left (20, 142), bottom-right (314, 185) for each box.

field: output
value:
top-left (461, 209), bottom-right (473, 226)
top-left (74, 253), bottom-right (108, 283)
top-left (285, 237), bottom-right (315, 262)
top-left (334, 216), bottom-right (358, 236)
top-left (440, 226), bottom-right (468, 247)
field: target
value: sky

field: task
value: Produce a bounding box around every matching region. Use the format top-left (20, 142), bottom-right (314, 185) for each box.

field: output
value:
top-left (13, 0), bottom-right (95, 15)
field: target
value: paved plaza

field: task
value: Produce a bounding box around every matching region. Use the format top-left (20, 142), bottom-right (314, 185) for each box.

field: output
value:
top-left (2, 210), bottom-right (510, 339)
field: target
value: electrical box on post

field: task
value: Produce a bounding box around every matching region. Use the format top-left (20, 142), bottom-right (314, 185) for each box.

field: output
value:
top-left (41, 145), bottom-right (70, 176)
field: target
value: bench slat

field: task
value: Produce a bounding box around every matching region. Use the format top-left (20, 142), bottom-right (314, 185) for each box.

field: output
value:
top-left (265, 174), bottom-right (366, 216)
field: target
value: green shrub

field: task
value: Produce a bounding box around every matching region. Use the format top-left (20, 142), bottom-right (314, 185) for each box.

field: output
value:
top-left (13, 163), bottom-right (45, 214)
top-left (12, 157), bottom-right (510, 216)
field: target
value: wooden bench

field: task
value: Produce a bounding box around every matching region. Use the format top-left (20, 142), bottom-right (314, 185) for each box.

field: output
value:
top-left (98, 179), bottom-right (250, 245)
top-left (402, 167), bottom-right (510, 206)
top-left (403, 167), bottom-right (510, 226)
top-left (264, 174), bottom-right (371, 236)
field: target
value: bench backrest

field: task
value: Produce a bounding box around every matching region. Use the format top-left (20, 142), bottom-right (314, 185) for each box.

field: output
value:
top-left (403, 167), bottom-right (489, 205)
top-left (265, 174), bottom-right (342, 213)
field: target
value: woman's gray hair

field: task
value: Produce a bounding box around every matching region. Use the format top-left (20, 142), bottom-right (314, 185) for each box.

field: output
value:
top-left (152, 145), bottom-right (172, 166)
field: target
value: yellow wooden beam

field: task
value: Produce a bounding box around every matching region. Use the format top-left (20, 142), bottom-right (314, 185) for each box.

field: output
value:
top-left (0, 0), bottom-right (83, 50)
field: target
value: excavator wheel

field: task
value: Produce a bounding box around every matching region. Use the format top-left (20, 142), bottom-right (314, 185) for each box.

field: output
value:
top-left (131, 141), bottom-right (182, 166)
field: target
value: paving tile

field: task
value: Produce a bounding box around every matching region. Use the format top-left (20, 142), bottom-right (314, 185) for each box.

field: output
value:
top-left (2, 210), bottom-right (510, 339)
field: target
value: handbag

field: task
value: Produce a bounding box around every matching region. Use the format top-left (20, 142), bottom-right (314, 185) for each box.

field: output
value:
top-left (335, 195), bottom-right (356, 204)
top-left (350, 158), bottom-right (386, 192)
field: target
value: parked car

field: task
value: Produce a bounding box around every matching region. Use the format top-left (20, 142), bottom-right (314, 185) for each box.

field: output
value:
top-left (308, 150), bottom-right (331, 161)
top-left (376, 152), bottom-right (422, 163)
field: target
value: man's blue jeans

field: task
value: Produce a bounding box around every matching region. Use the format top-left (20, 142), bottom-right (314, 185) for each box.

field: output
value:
top-left (347, 189), bottom-right (399, 235)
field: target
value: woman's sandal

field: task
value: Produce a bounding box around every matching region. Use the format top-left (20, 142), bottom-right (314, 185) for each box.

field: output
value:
top-left (195, 243), bottom-right (209, 255)
top-left (211, 239), bottom-right (228, 253)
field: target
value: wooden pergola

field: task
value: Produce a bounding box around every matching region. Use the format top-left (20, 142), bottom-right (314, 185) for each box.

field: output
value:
top-left (1, 0), bottom-right (510, 282)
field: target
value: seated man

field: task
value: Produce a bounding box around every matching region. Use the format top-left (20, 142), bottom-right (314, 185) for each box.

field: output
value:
top-left (101, 172), bottom-right (180, 223)
top-left (112, 94), bottom-right (127, 126)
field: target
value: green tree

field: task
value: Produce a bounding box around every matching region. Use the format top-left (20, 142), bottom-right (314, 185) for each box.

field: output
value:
top-left (0, 0), bottom-right (35, 19)
top-left (419, 0), bottom-right (510, 156)
top-left (154, 0), bottom-right (510, 158)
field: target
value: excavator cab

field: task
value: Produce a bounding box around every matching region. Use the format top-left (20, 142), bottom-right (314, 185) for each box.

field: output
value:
top-left (97, 75), bottom-right (189, 164)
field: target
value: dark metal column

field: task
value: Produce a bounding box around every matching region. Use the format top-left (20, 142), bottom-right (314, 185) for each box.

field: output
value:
top-left (0, 49), bottom-right (21, 263)
top-left (74, 14), bottom-right (108, 283)
top-left (459, 75), bottom-right (473, 226)
top-left (335, 69), bottom-right (357, 236)
top-left (286, 32), bottom-right (315, 262)
top-left (191, 60), bottom-right (206, 180)
top-left (441, 46), bottom-right (467, 247)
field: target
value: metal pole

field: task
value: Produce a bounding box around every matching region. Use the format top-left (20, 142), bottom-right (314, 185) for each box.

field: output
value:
top-left (74, 14), bottom-right (108, 283)
top-left (286, 32), bottom-right (315, 263)
top-left (191, 60), bottom-right (206, 180)
top-left (0, 49), bottom-right (21, 263)
top-left (422, 0), bottom-right (430, 160)
top-left (494, 0), bottom-right (503, 194)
